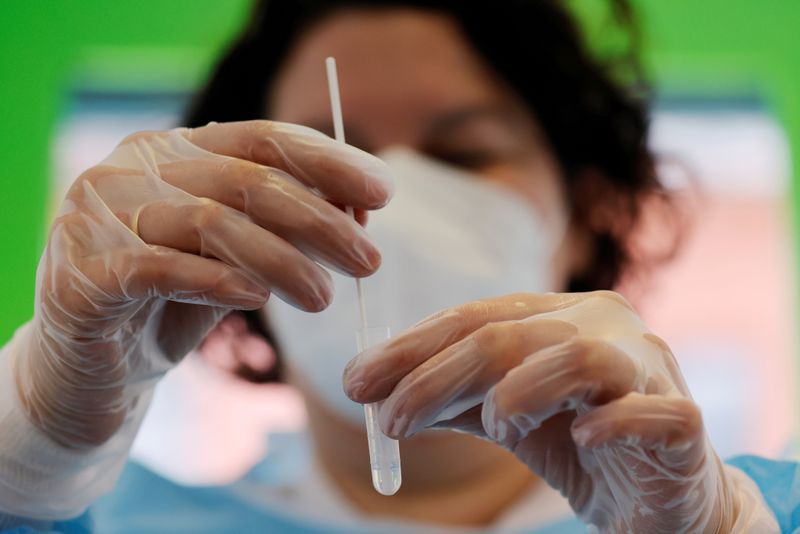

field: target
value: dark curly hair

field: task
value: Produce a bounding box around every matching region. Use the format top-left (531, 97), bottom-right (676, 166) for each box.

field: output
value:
top-left (183, 0), bottom-right (677, 382)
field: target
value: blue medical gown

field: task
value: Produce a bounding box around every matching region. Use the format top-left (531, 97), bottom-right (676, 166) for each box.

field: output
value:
top-left (2, 455), bottom-right (799, 533)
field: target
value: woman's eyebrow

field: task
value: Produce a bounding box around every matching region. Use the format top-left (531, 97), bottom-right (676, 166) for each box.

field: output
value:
top-left (422, 105), bottom-right (520, 140)
top-left (298, 107), bottom-right (521, 151)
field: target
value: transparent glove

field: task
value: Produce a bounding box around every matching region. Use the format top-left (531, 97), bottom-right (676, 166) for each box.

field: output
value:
top-left (344, 291), bottom-right (779, 533)
top-left (0, 120), bottom-right (392, 519)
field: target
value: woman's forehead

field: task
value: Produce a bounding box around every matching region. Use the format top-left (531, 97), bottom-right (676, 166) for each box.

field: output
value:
top-left (268, 8), bottom-right (508, 146)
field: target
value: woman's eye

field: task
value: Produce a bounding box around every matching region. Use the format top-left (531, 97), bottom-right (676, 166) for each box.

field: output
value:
top-left (427, 148), bottom-right (501, 170)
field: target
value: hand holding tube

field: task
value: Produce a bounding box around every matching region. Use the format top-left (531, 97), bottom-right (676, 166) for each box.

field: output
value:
top-left (0, 120), bottom-right (392, 519)
top-left (344, 291), bottom-right (779, 533)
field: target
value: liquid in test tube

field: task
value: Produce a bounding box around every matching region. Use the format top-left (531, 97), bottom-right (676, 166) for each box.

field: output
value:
top-left (357, 326), bottom-right (402, 495)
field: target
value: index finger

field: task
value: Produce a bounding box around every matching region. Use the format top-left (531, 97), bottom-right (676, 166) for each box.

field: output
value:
top-left (343, 292), bottom-right (584, 403)
top-left (185, 121), bottom-right (394, 209)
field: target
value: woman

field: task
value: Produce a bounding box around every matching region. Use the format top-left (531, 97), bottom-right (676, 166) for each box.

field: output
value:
top-left (0, 0), bottom-right (794, 532)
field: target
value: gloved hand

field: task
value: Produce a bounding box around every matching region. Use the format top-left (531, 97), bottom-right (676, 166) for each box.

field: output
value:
top-left (0, 120), bottom-right (392, 519)
top-left (344, 291), bottom-right (779, 533)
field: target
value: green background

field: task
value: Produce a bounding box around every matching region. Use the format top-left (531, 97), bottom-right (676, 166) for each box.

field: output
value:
top-left (1, 0), bottom-right (798, 344)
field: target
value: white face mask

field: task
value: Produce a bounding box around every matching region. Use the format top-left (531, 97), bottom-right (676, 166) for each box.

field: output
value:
top-left (266, 147), bottom-right (567, 425)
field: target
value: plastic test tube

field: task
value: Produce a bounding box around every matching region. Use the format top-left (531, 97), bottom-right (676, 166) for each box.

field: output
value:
top-left (356, 326), bottom-right (402, 495)
top-left (325, 56), bottom-right (402, 496)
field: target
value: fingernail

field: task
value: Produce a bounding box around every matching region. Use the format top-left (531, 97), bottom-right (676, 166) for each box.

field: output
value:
top-left (350, 381), bottom-right (366, 399)
top-left (374, 398), bottom-right (406, 439)
top-left (306, 274), bottom-right (334, 311)
top-left (343, 376), bottom-right (366, 400)
top-left (392, 415), bottom-right (411, 439)
top-left (358, 157), bottom-right (395, 206)
top-left (350, 236), bottom-right (382, 275)
top-left (403, 414), bottom-right (427, 439)
top-left (378, 406), bottom-right (400, 438)
top-left (365, 243), bottom-right (381, 270)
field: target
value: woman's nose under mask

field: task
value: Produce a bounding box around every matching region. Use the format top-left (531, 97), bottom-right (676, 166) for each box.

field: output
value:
top-left (266, 147), bottom-right (567, 426)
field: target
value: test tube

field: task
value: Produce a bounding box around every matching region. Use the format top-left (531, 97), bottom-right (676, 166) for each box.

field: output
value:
top-left (357, 326), bottom-right (402, 496)
top-left (325, 56), bottom-right (402, 495)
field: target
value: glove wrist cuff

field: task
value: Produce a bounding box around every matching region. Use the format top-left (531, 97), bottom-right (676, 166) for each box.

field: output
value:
top-left (0, 322), bottom-right (149, 520)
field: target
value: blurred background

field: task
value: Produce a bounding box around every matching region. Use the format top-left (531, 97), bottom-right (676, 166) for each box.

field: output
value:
top-left (1, 0), bottom-right (798, 484)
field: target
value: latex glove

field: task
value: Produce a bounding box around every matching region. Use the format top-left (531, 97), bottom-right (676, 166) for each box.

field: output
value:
top-left (0, 120), bottom-right (392, 519)
top-left (344, 292), bottom-right (779, 533)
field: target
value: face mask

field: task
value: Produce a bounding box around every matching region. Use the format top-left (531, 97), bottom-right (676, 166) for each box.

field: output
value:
top-left (266, 147), bottom-right (567, 426)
